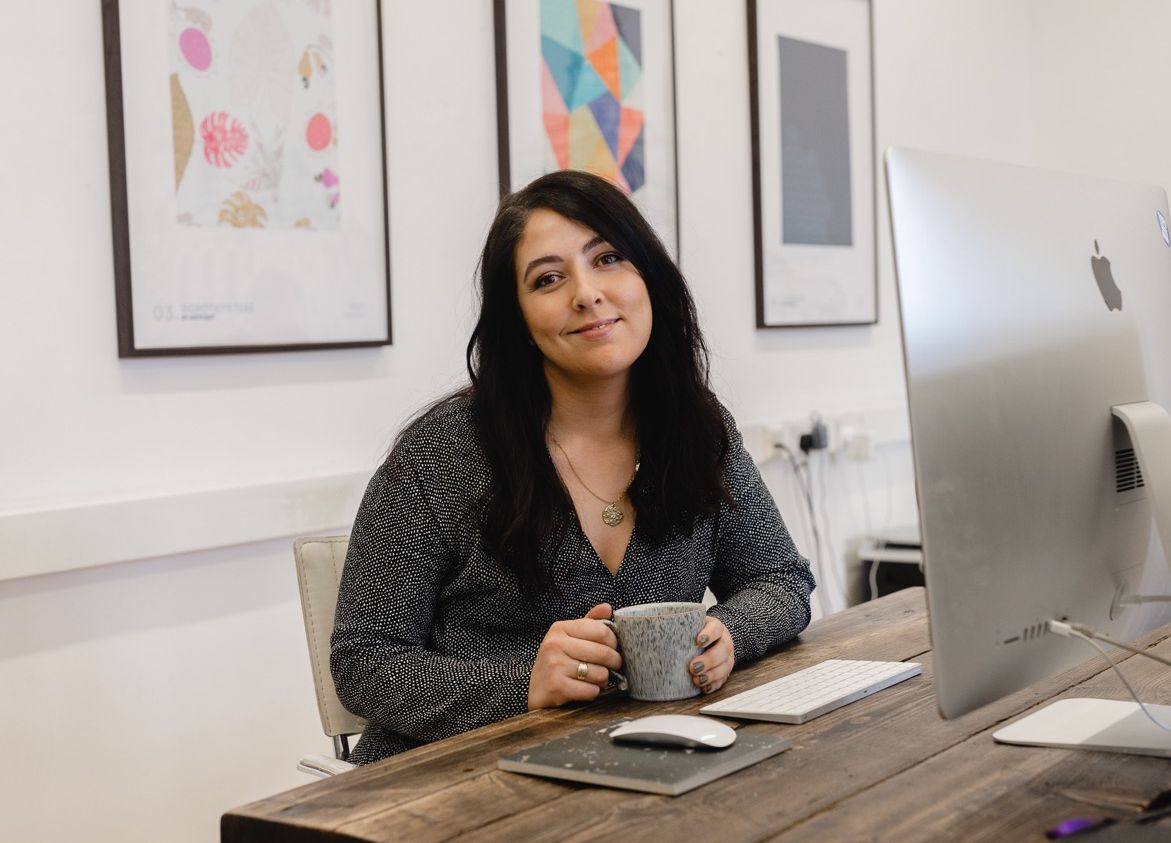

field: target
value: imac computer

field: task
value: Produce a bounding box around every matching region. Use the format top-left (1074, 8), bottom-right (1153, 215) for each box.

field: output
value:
top-left (885, 148), bottom-right (1171, 755)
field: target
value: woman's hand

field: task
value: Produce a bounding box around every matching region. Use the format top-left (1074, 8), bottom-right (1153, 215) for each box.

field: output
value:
top-left (690, 616), bottom-right (735, 695)
top-left (527, 603), bottom-right (622, 710)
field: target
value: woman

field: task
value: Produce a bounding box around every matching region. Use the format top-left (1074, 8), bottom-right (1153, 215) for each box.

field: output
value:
top-left (331, 170), bottom-right (815, 764)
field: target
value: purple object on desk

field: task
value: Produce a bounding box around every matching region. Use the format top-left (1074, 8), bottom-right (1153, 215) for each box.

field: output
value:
top-left (1045, 817), bottom-right (1114, 838)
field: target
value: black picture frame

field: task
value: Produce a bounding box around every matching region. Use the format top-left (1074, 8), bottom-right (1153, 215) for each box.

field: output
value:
top-left (101, 0), bottom-right (392, 356)
top-left (748, 0), bottom-right (877, 328)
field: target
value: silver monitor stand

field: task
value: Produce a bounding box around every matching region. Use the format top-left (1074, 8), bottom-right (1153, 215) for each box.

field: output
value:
top-left (994, 401), bottom-right (1171, 756)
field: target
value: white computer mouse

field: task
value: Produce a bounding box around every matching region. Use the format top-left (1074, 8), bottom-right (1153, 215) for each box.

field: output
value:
top-left (609, 714), bottom-right (737, 749)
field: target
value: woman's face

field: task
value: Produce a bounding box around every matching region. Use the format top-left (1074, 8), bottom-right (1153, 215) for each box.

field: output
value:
top-left (514, 208), bottom-right (653, 386)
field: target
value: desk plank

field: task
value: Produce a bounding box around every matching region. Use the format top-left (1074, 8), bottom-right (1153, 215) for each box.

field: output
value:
top-left (222, 712), bottom-right (574, 841)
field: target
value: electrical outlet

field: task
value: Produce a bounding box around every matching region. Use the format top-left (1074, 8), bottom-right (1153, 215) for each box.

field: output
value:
top-left (741, 423), bottom-right (779, 464)
top-left (849, 433), bottom-right (873, 461)
top-left (799, 413), bottom-right (829, 453)
top-left (746, 410), bottom-right (889, 465)
top-left (769, 421), bottom-right (804, 458)
top-left (840, 424), bottom-right (874, 461)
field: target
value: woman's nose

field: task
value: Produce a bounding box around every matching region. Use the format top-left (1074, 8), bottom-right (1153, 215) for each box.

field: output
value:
top-left (570, 272), bottom-right (604, 308)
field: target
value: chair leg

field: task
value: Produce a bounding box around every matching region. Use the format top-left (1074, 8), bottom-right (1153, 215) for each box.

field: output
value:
top-left (334, 734), bottom-right (351, 761)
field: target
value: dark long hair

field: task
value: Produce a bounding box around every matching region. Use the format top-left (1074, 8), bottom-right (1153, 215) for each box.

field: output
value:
top-left (467, 170), bottom-right (730, 592)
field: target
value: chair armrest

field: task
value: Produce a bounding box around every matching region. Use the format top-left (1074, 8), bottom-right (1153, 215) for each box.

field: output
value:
top-left (297, 754), bottom-right (356, 778)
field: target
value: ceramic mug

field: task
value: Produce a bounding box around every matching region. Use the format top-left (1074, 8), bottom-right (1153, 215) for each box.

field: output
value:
top-left (602, 602), bottom-right (706, 701)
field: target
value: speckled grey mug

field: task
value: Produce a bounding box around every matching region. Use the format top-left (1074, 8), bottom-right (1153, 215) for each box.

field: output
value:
top-left (601, 602), bottom-right (706, 701)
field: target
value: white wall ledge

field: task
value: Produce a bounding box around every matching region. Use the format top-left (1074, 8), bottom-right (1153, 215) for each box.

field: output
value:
top-left (0, 472), bottom-right (369, 582)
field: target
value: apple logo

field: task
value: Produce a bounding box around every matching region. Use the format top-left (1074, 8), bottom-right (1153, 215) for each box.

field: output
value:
top-left (1091, 240), bottom-right (1123, 311)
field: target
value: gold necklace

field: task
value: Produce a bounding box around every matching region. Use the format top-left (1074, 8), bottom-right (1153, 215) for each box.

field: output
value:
top-left (549, 435), bottom-right (640, 527)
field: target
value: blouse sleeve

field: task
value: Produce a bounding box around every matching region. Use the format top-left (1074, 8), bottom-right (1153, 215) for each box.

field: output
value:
top-left (705, 419), bottom-right (816, 664)
top-left (330, 450), bottom-right (532, 745)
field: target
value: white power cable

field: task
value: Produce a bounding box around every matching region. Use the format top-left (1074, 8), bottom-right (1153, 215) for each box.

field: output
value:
top-left (1048, 619), bottom-right (1171, 732)
top-left (810, 451), bottom-right (845, 611)
top-left (778, 443), bottom-right (831, 618)
top-left (879, 447), bottom-right (894, 533)
top-left (849, 455), bottom-right (874, 537)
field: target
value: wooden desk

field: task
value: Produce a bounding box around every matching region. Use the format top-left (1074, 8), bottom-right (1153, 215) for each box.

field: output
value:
top-left (223, 588), bottom-right (1171, 841)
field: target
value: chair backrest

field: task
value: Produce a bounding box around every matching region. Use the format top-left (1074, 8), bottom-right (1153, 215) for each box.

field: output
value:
top-left (294, 535), bottom-right (367, 740)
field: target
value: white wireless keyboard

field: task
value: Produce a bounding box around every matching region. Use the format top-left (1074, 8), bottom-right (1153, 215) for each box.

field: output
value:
top-left (699, 659), bottom-right (922, 724)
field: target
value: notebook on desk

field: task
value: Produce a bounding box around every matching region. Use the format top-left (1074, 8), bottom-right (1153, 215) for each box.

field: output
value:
top-left (497, 719), bottom-right (791, 796)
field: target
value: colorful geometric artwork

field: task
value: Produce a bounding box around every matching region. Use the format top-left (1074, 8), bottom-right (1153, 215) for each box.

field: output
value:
top-left (540, 0), bottom-right (645, 194)
top-left (169, 1), bottom-right (340, 230)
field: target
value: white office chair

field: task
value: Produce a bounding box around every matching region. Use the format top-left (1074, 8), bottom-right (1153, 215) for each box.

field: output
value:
top-left (293, 535), bottom-right (366, 777)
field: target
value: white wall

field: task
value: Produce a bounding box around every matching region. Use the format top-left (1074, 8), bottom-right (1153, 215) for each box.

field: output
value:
top-left (1, 2), bottom-right (497, 840)
top-left (4, 1), bottom-right (1171, 840)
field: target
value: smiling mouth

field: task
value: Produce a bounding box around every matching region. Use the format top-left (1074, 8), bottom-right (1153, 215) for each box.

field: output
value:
top-left (571, 318), bottom-right (619, 334)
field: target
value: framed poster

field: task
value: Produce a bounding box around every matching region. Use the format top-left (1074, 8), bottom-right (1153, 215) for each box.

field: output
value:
top-left (748, 0), bottom-right (876, 327)
top-left (101, 0), bottom-right (391, 356)
top-left (494, 0), bottom-right (679, 258)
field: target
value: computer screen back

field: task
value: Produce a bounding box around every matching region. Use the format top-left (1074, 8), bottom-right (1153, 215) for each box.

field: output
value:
top-left (886, 148), bottom-right (1171, 718)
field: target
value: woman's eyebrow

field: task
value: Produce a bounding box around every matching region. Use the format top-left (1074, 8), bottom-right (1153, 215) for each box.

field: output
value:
top-left (581, 235), bottom-right (606, 253)
top-left (522, 254), bottom-right (562, 281)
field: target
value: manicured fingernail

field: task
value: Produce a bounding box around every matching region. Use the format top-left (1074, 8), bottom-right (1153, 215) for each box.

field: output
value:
top-left (699, 674), bottom-right (709, 684)
top-left (702, 684), bottom-right (712, 694)
top-left (692, 662), bottom-right (704, 674)
top-left (698, 633), bottom-right (709, 646)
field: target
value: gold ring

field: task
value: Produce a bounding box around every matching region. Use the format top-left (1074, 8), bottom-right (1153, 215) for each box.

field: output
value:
top-left (576, 662), bottom-right (589, 680)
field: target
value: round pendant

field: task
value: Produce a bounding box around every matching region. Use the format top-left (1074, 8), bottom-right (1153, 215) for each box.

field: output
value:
top-left (601, 503), bottom-right (624, 527)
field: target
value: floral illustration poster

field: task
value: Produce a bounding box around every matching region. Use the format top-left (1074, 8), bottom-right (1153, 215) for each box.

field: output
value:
top-left (103, 0), bottom-right (390, 355)
top-left (170, 1), bottom-right (341, 230)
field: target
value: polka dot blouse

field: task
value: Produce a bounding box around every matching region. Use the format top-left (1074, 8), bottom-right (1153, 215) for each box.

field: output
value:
top-left (330, 395), bottom-right (815, 764)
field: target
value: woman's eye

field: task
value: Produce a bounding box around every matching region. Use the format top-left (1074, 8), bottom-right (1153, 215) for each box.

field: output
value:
top-left (533, 273), bottom-right (558, 289)
top-left (597, 252), bottom-right (623, 266)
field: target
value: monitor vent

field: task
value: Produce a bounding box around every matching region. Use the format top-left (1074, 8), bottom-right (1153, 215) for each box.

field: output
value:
top-left (1001, 622), bottom-right (1057, 646)
top-left (1115, 448), bottom-right (1145, 493)
top-left (1021, 622), bottom-right (1048, 642)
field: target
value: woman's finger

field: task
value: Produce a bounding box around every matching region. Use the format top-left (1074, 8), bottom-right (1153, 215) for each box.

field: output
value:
top-left (556, 616), bottom-right (618, 649)
top-left (566, 659), bottom-right (610, 688)
top-left (560, 638), bottom-right (623, 672)
top-left (690, 617), bottom-right (735, 692)
top-left (695, 616), bottom-right (726, 648)
top-left (692, 646), bottom-right (732, 688)
top-left (690, 620), bottom-right (731, 675)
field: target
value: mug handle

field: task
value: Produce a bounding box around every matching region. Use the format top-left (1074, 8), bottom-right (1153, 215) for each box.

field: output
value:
top-left (598, 618), bottom-right (629, 691)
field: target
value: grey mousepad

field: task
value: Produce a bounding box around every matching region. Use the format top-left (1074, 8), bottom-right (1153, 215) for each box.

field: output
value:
top-left (497, 719), bottom-right (791, 796)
